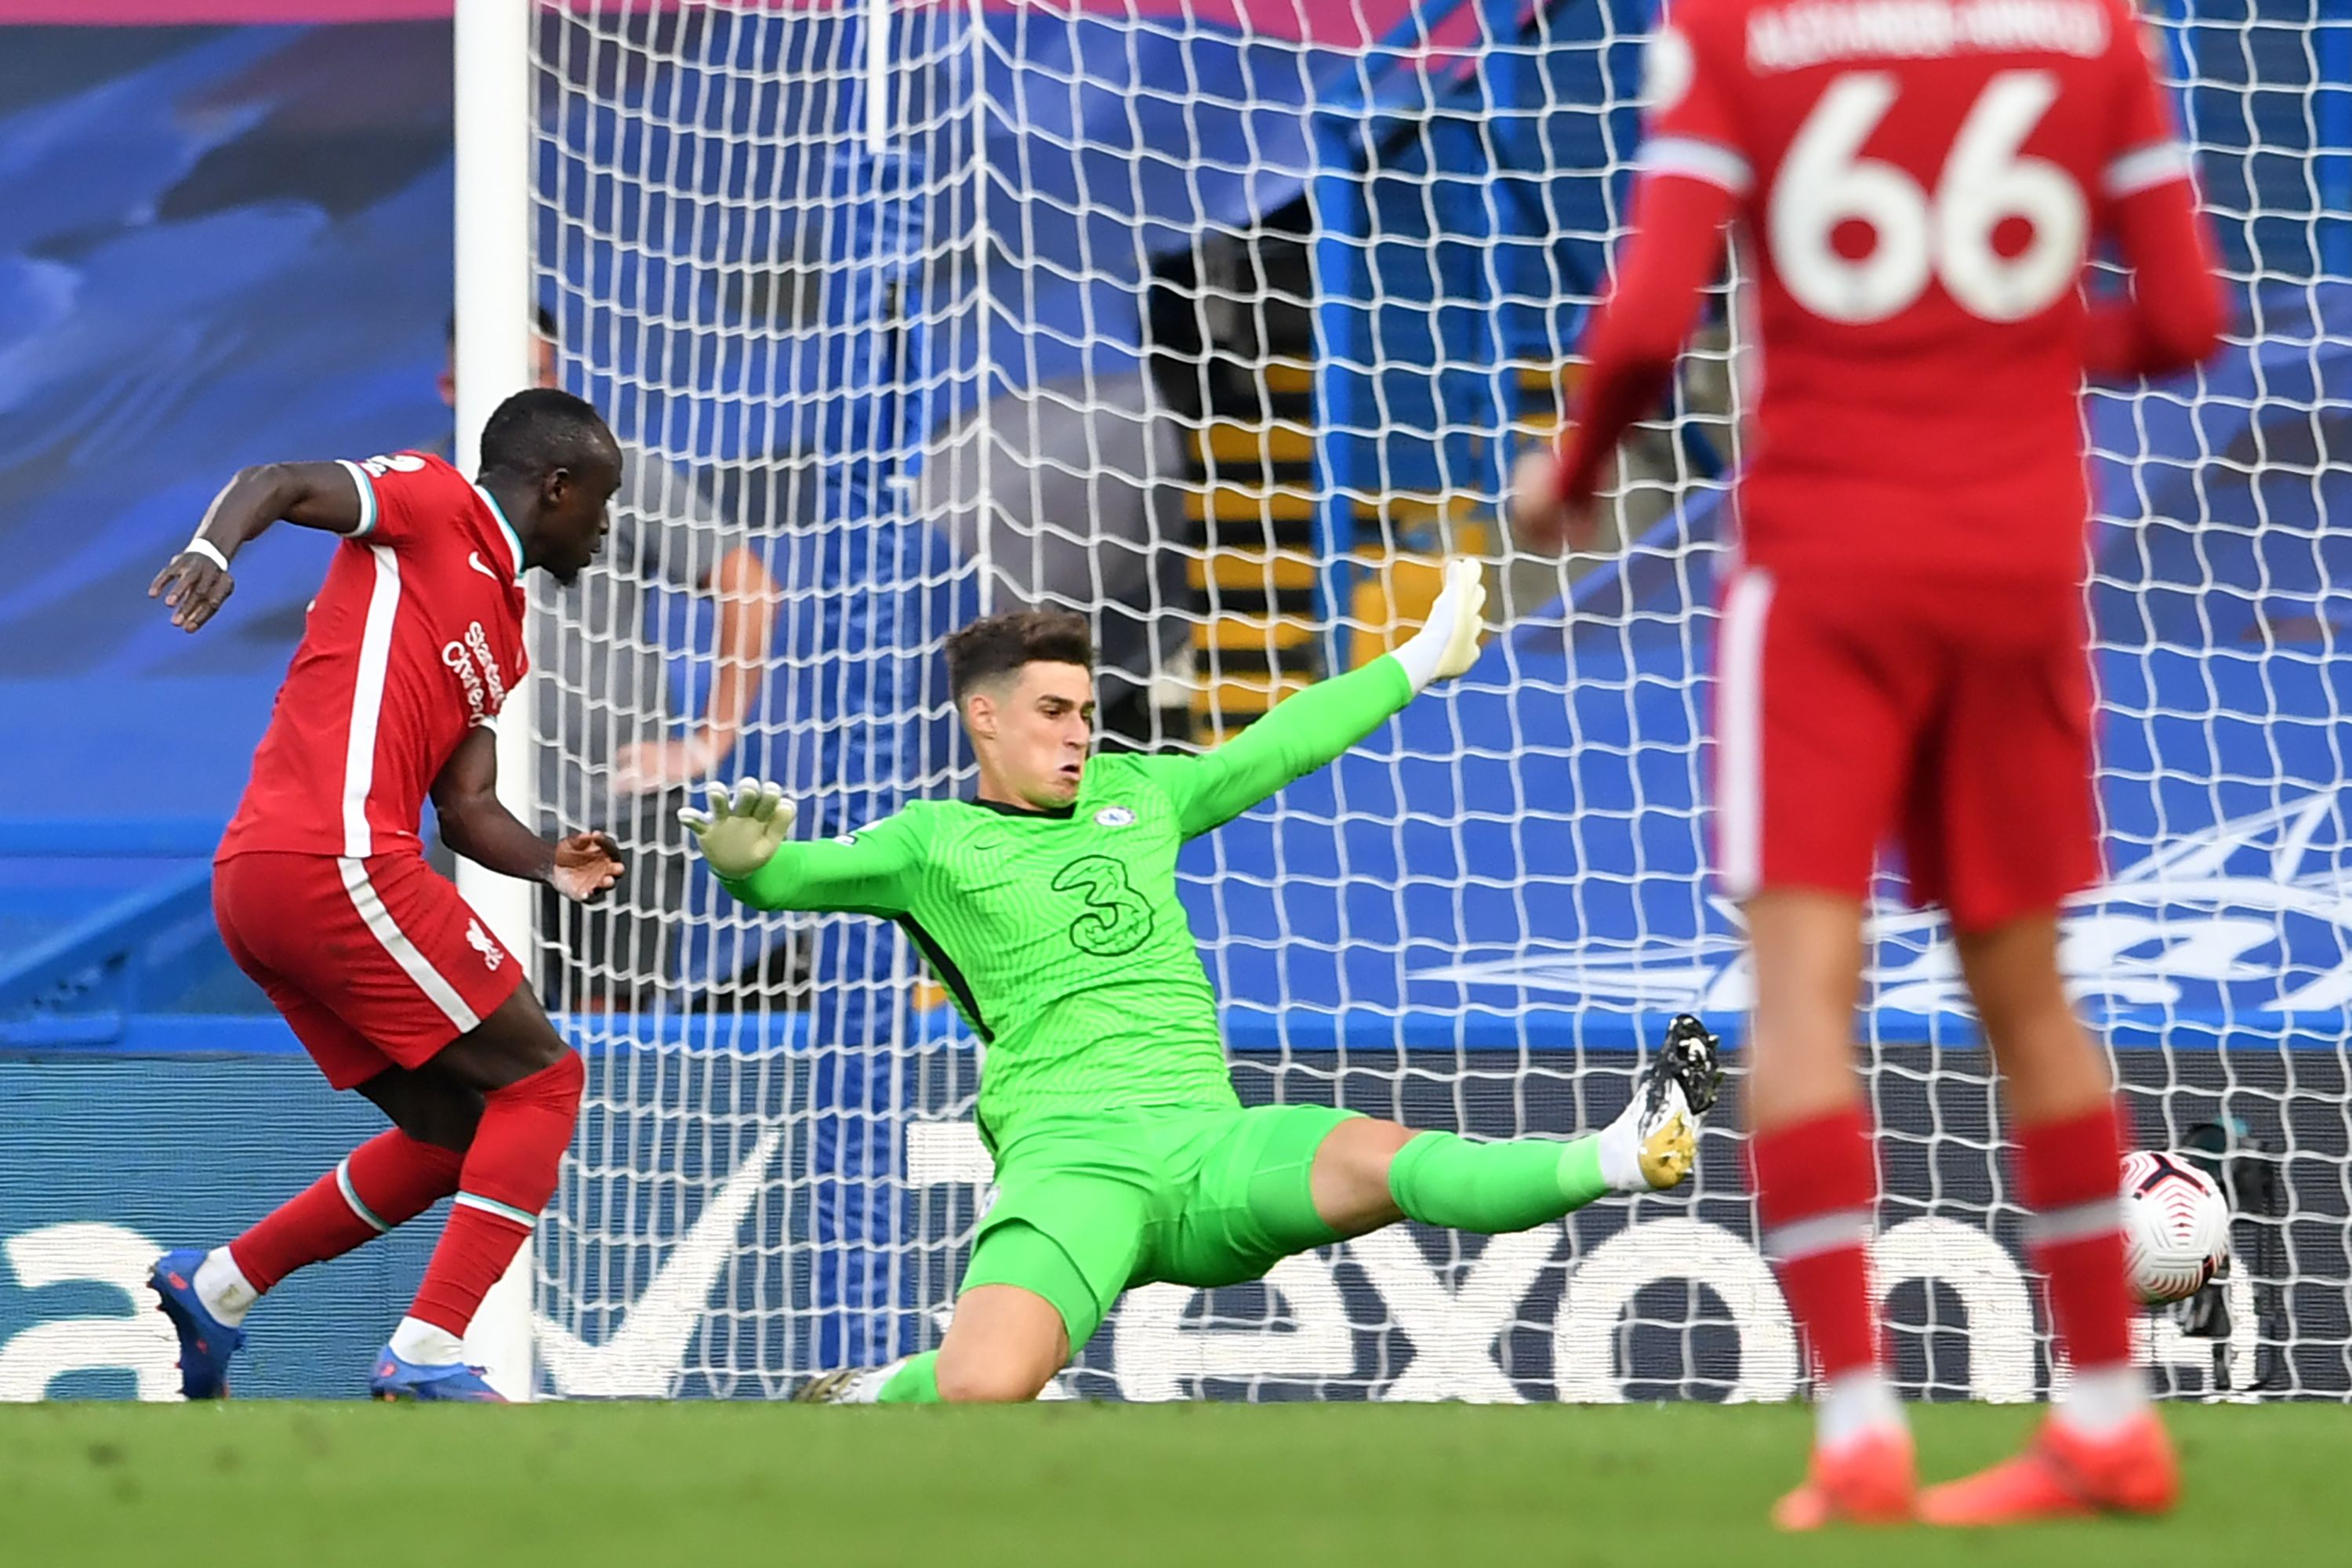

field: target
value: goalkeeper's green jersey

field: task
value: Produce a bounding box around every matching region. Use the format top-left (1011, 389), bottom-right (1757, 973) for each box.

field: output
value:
top-left (718, 655), bottom-right (1416, 1141)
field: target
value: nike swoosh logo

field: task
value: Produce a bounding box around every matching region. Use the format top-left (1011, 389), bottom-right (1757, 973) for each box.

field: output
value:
top-left (532, 1127), bottom-right (782, 1397)
top-left (466, 552), bottom-right (504, 583)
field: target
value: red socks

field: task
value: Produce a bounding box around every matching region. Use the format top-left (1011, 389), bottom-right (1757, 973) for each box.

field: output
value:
top-left (2016, 1102), bottom-right (2135, 1373)
top-left (218, 1051), bottom-right (584, 1350)
top-left (1749, 1094), bottom-right (2130, 1419)
top-left (1750, 1099), bottom-right (2132, 1385)
top-left (409, 1052), bottom-right (583, 1338)
top-left (229, 1127), bottom-right (465, 1292)
top-left (1750, 1105), bottom-right (1882, 1382)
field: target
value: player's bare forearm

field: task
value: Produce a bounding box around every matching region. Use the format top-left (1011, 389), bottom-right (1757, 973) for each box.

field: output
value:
top-left (149, 460), bottom-right (365, 632)
top-left (432, 728), bottom-right (621, 898)
top-left (701, 546), bottom-right (779, 755)
top-left (194, 461), bottom-right (365, 554)
top-left (613, 548), bottom-right (777, 794)
top-left (438, 789), bottom-right (551, 880)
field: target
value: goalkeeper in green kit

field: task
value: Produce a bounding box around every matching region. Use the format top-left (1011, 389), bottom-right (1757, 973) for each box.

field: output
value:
top-left (682, 560), bottom-right (1722, 1402)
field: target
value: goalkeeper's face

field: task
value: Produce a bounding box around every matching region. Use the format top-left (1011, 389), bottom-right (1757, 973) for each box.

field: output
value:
top-left (967, 661), bottom-right (1096, 809)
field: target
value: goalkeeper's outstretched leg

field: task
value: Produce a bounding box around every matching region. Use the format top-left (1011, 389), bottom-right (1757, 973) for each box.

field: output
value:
top-left (789, 1015), bottom-right (1722, 1405)
top-left (1317, 1013), bottom-right (1719, 1240)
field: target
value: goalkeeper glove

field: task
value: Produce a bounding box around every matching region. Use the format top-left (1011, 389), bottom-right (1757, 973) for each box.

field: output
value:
top-left (1389, 557), bottom-right (1489, 692)
top-left (679, 779), bottom-right (794, 880)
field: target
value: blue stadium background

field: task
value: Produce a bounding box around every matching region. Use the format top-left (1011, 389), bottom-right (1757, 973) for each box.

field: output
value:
top-left (2, 5), bottom-right (2349, 1400)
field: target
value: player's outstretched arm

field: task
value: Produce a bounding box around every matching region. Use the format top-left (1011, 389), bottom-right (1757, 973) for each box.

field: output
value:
top-left (147, 460), bottom-right (368, 632)
top-left (1152, 558), bottom-right (1488, 839)
top-left (1515, 172), bottom-right (1733, 550)
top-left (431, 726), bottom-right (623, 900)
top-left (681, 780), bottom-right (920, 917)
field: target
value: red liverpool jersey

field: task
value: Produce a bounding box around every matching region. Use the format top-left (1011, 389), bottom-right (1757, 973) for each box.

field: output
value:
top-left (1569, 0), bottom-right (2216, 582)
top-left (218, 452), bottom-right (530, 862)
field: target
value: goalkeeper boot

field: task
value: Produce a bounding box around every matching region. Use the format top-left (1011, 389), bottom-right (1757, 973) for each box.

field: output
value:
top-left (149, 1249), bottom-right (245, 1400)
top-left (788, 1367), bottom-right (893, 1403)
top-left (1773, 1428), bottom-right (1918, 1530)
top-left (369, 1347), bottom-right (506, 1403)
top-left (1919, 1412), bottom-right (2178, 1525)
top-left (1658, 1011), bottom-right (1724, 1117)
top-left (1605, 1012), bottom-right (1725, 1191)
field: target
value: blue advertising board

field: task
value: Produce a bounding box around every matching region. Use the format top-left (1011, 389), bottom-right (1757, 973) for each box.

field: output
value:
top-left (0, 1057), bottom-right (434, 1400)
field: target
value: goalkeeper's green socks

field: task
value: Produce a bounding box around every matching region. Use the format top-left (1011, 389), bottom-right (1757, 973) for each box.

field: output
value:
top-left (1385, 1131), bottom-right (1618, 1233)
top-left (875, 1350), bottom-right (941, 1403)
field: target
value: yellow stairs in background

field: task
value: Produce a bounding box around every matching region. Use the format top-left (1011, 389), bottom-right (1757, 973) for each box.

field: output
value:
top-left (1183, 358), bottom-right (1322, 736)
top-left (1181, 358), bottom-right (1578, 736)
top-left (1345, 504), bottom-right (1495, 670)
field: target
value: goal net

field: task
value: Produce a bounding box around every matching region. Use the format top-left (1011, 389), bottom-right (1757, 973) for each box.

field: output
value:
top-left (521, 0), bottom-right (2352, 1401)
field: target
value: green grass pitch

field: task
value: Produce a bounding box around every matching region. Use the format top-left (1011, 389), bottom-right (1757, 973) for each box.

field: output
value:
top-left (3, 1401), bottom-right (2341, 1566)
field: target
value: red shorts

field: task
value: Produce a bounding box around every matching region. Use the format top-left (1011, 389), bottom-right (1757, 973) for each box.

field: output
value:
top-left (213, 851), bottom-right (522, 1090)
top-left (1711, 568), bottom-right (2101, 932)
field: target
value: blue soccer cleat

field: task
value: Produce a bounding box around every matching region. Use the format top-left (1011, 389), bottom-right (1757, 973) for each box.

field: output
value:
top-left (368, 1347), bottom-right (507, 1403)
top-left (149, 1248), bottom-right (245, 1400)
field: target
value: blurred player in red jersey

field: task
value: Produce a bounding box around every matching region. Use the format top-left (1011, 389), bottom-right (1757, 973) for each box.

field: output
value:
top-left (1515, 0), bottom-right (2224, 1528)
top-left (144, 388), bottom-right (625, 1401)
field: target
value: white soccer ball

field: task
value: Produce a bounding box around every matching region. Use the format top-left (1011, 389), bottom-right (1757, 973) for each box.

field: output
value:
top-left (2119, 1149), bottom-right (2232, 1305)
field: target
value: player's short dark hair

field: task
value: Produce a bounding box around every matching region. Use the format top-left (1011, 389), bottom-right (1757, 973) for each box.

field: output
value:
top-left (477, 387), bottom-right (618, 482)
top-left (946, 609), bottom-right (1094, 700)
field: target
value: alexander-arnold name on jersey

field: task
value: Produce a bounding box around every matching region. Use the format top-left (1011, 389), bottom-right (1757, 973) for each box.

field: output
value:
top-left (1744, 0), bottom-right (2110, 75)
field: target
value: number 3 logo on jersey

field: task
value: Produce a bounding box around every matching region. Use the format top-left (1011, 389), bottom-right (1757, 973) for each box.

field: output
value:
top-left (1772, 69), bottom-right (2087, 325)
top-left (1052, 855), bottom-right (1155, 958)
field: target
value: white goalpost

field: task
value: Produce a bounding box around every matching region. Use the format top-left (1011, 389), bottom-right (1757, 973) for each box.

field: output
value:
top-left (452, 0), bottom-right (541, 1402)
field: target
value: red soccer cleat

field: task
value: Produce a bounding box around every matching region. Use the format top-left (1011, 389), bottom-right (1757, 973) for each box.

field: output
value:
top-left (1919, 1412), bottom-right (2179, 1526)
top-left (1771, 1429), bottom-right (1918, 1530)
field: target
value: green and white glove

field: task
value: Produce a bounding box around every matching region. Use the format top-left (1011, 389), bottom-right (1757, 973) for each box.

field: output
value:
top-left (1390, 557), bottom-right (1490, 691)
top-left (679, 779), bottom-right (795, 880)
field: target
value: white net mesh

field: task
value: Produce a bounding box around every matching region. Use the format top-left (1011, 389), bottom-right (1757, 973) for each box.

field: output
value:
top-left (524, 0), bottom-right (2352, 1401)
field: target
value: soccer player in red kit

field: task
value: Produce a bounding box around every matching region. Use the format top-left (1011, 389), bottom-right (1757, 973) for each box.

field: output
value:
top-left (144, 388), bottom-right (625, 1401)
top-left (1515, 0), bottom-right (2224, 1527)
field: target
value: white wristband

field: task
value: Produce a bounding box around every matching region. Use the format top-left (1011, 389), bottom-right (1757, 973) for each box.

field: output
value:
top-left (183, 536), bottom-right (230, 572)
top-left (1390, 613), bottom-right (1453, 694)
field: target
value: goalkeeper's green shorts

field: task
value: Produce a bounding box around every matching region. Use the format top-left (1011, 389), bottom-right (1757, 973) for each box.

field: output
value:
top-left (962, 1103), bottom-right (1361, 1352)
